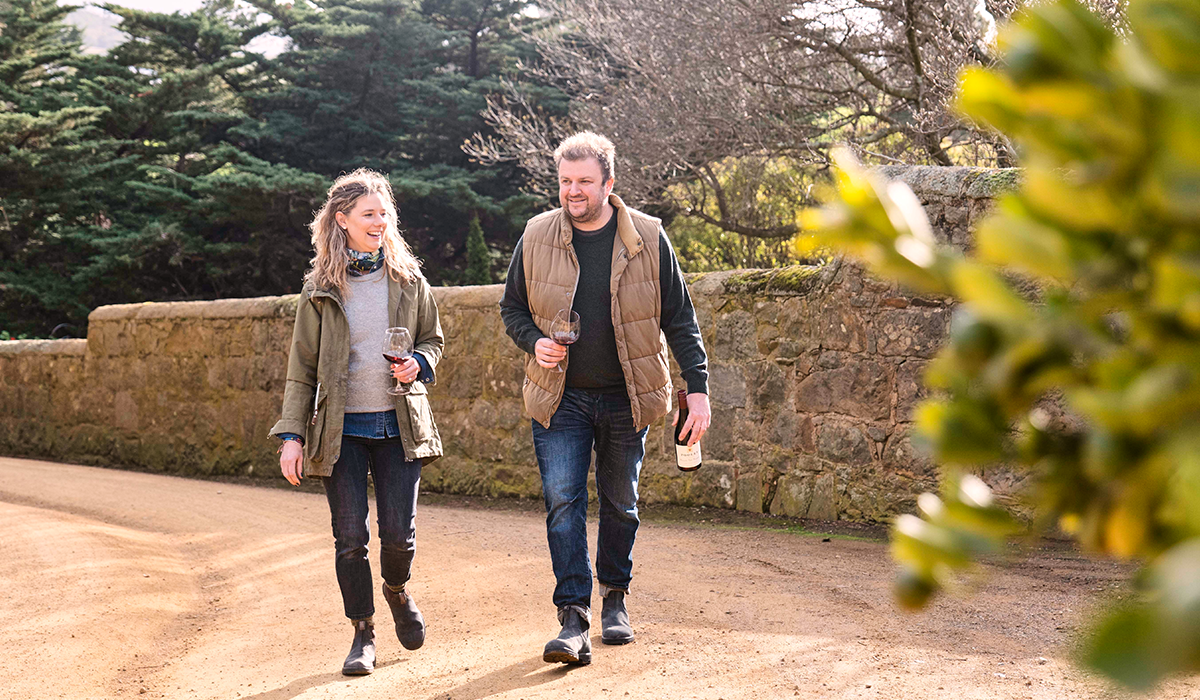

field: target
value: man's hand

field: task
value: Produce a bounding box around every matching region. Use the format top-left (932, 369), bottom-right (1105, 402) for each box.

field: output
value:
top-left (534, 336), bottom-right (568, 369)
top-left (671, 392), bottom-right (711, 447)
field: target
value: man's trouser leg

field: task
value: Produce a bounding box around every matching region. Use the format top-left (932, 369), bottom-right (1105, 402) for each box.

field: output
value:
top-left (532, 387), bottom-right (596, 612)
top-left (593, 391), bottom-right (646, 594)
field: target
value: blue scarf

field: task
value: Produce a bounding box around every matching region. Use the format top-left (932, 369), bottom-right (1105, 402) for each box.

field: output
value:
top-left (347, 248), bottom-right (385, 276)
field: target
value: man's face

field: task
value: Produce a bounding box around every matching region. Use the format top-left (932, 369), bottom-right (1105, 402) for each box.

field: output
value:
top-left (558, 157), bottom-right (613, 227)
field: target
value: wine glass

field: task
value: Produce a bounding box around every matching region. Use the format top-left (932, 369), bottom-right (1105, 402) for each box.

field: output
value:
top-left (548, 309), bottom-right (580, 373)
top-left (383, 327), bottom-right (414, 395)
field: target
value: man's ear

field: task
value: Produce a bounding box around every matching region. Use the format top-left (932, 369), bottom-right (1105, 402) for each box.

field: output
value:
top-left (604, 178), bottom-right (615, 196)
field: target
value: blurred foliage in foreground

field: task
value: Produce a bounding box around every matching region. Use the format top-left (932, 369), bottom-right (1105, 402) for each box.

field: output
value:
top-left (799, 0), bottom-right (1200, 690)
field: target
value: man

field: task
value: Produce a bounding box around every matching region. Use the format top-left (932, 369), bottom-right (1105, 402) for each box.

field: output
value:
top-left (500, 131), bottom-right (711, 665)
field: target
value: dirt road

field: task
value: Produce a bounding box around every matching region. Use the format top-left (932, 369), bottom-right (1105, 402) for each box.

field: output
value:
top-left (1, 456), bottom-right (1194, 699)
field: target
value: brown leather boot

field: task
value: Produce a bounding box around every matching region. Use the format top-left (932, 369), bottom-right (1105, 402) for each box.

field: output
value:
top-left (383, 583), bottom-right (426, 650)
top-left (342, 618), bottom-right (375, 676)
top-left (601, 590), bottom-right (634, 645)
top-left (543, 607), bottom-right (592, 665)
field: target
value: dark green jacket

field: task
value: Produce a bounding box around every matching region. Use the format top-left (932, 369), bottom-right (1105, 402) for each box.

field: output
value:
top-left (270, 273), bottom-right (444, 476)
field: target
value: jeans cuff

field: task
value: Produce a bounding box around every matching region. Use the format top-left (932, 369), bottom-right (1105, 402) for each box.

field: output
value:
top-left (598, 582), bottom-right (628, 598)
top-left (557, 604), bottom-right (591, 625)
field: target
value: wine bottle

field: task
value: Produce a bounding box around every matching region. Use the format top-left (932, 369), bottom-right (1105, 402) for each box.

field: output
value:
top-left (674, 388), bottom-right (702, 472)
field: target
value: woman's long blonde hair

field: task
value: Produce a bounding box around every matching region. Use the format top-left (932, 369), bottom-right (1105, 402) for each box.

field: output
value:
top-left (305, 169), bottom-right (423, 296)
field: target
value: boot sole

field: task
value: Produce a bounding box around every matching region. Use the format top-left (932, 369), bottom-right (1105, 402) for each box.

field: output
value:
top-left (601, 635), bottom-right (634, 645)
top-left (543, 650), bottom-right (592, 665)
top-left (342, 667), bottom-right (373, 676)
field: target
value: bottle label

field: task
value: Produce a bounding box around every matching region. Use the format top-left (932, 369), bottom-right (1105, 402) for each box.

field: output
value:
top-left (676, 441), bottom-right (701, 469)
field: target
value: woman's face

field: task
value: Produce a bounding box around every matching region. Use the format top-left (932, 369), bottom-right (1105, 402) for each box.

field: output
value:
top-left (336, 193), bottom-right (388, 253)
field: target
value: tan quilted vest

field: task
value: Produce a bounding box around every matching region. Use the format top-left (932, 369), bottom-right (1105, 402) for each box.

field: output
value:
top-left (521, 194), bottom-right (672, 430)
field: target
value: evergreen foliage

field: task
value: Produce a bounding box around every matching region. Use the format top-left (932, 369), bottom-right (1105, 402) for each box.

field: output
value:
top-left (462, 212), bottom-right (491, 284)
top-left (0, 0), bottom-right (548, 336)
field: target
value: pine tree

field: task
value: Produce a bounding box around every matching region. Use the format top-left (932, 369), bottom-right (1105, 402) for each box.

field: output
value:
top-left (462, 213), bottom-right (492, 284)
top-left (0, 0), bottom-right (120, 335)
top-left (239, 0), bottom-right (540, 281)
top-left (1, 0), bottom-right (558, 334)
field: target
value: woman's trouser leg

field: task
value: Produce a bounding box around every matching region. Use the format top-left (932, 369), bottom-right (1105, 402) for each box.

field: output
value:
top-left (322, 436), bottom-right (375, 620)
top-left (369, 438), bottom-right (421, 590)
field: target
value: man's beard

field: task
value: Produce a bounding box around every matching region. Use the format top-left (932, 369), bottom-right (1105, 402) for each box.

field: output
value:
top-left (565, 197), bottom-right (603, 226)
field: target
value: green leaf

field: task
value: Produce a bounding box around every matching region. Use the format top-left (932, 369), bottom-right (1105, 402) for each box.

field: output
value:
top-left (1083, 604), bottom-right (1169, 690)
top-left (949, 260), bottom-right (1035, 324)
top-left (975, 209), bottom-right (1075, 283)
top-left (1129, 0), bottom-right (1200, 77)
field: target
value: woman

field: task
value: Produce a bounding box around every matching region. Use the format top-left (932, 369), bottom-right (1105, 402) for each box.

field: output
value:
top-left (270, 169), bottom-right (444, 676)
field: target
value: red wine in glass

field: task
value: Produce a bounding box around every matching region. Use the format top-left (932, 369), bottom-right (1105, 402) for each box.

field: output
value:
top-left (383, 326), bottom-right (414, 395)
top-left (549, 310), bottom-right (580, 373)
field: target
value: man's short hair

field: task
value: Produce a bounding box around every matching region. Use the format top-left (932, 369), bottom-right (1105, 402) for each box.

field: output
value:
top-left (554, 132), bottom-right (615, 183)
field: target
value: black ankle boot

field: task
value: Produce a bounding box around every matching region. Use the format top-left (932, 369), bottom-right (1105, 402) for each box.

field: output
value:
top-left (383, 583), bottom-right (426, 650)
top-left (342, 618), bottom-right (375, 676)
top-left (601, 590), bottom-right (634, 645)
top-left (543, 607), bottom-right (592, 665)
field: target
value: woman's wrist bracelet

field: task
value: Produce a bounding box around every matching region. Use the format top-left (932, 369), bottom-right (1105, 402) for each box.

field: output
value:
top-left (277, 436), bottom-right (303, 453)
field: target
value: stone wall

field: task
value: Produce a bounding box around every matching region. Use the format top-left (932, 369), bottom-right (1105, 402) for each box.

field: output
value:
top-left (0, 166), bottom-right (1017, 521)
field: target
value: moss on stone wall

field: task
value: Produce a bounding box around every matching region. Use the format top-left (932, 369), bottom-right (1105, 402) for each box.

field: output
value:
top-left (963, 168), bottom-right (1022, 198)
top-left (720, 264), bottom-right (826, 296)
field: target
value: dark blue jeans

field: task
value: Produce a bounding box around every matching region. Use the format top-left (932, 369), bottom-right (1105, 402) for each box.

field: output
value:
top-left (532, 387), bottom-right (647, 612)
top-left (321, 435), bottom-right (421, 620)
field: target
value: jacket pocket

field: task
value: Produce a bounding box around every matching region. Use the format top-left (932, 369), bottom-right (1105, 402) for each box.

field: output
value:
top-left (404, 393), bottom-right (436, 443)
top-left (305, 383), bottom-right (328, 461)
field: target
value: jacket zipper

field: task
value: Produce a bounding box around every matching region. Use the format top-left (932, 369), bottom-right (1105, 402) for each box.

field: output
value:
top-left (311, 382), bottom-right (322, 425)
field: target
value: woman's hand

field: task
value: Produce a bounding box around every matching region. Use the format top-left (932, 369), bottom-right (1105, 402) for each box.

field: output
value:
top-left (390, 357), bottom-right (420, 383)
top-left (280, 440), bottom-right (304, 486)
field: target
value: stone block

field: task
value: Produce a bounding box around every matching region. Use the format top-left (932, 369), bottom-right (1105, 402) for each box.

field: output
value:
top-left (749, 362), bottom-right (785, 409)
top-left (250, 319), bottom-right (273, 354)
top-left (700, 405), bottom-right (736, 461)
top-left (114, 391), bottom-right (139, 432)
top-left (769, 471), bottom-right (837, 520)
top-left (483, 360), bottom-right (525, 400)
top-left (441, 358), bottom-right (485, 399)
top-left (882, 426), bottom-right (936, 479)
top-left (772, 411), bottom-right (816, 454)
top-left (817, 421), bottom-right (873, 466)
top-left (713, 309), bottom-right (757, 360)
top-left (876, 307), bottom-right (949, 358)
top-left (816, 351), bottom-right (843, 369)
top-left (708, 363), bottom-right (746, 408)
top-left (795, 361), bottom-right (891, 421)
top-left (673, 460), bottom-right (737, 508)
top-left (895, 359), bottom-right (930, 422)
top-left (812, 298), bottom-right (870, 352)
top-left (736, 468), bottom-right (764, 513)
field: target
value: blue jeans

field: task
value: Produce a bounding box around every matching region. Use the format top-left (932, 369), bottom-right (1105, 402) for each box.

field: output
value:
top-left (532, 387), bottom-right (647, 611)
top-left (321, 435), bottom-right (422, 620)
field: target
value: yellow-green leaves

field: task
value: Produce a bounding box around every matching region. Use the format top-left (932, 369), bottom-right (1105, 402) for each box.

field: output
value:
top-left (1084, 538), bottom-right (1200, 689)
top-left (1129, 0), bottom-right (1200, 77)
top-left (799, 0), bottom-right (1200, 689)
top-left (892, 476), bottom-right (1019, 610)
top-left (798, 148), bottom-right (959, 296)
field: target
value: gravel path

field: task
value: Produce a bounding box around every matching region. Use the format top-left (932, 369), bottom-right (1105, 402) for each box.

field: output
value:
top-left (1, 456), bottom-right (1191, 699)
